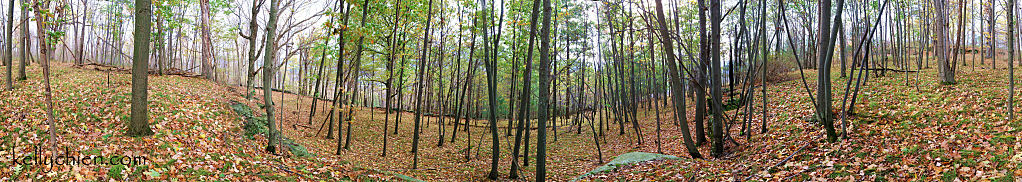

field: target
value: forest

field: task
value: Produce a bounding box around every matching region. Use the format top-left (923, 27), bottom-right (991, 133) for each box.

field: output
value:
top-left (1, 0), bottom-right (1022, 181)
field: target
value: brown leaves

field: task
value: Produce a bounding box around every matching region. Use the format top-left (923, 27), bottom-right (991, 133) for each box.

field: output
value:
top-left (0, 64), bottom-right (381, 181)
top-left (585, 68), bottom-right (1022, 181)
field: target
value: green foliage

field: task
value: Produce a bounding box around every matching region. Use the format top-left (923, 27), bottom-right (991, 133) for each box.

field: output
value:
top-left (572, 152), bottom-right (681, 181)
top-left (231, 103), bottom-right (267, 139)
top-left (230, 102), bottom-right (254, 118)
top-left (243, 116), bottom-right (268, 139)
top-left (366, 168), bottom-right (426, 182)
top-left (280, 137), bottom-right (313, 158)
top-left (209, 0), bottom-right (235, 14)
top-left (940, 170), bottom-right (958, 182)
top-left (108, 164), bottom-right (126, 180)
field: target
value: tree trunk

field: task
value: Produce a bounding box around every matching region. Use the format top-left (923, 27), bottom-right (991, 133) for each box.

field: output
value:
top-left (411, 0), bottom-right (434, 169)
top-left (709, 0), bottom-right (725, 157)
top-left (480, 0), bottom-right (500, 179)
top-left (33, 0), bottom-right (57, 152)
top-left (510, 0), bottom-right (541, 177)
top-left (155, 9), bottom-right (167, 75)
top-left (654, 0), bottom-right (702, 158)
top-left (346, 0), bottom-right (371, 151)
top-left (1009, 0), bottom-right (1016, 120)
top-left (694, 0), bottom-right (708, 145)
top-left (75, 0), bottom-right (87, 65)
top-left (382, 0), bottom-right (403, 157)
top-left (3, 0), bottom-right (12, 90)
top-left (935, 0), bottom-right (956, 84)
top-left (128, 0), bottom-right (155, 137)
top-left (263, 0), bottom-right (280, 153)
top-left (246, 0), bottom-right (264, 100)
top-left (200, 0), bottom-right (215, 80)
top-left (17, 0), bottom-right (28, 81)
top-left (536, 0), bottom-right (553, 180)
top-left (988, 0), bottom-right (997, 59)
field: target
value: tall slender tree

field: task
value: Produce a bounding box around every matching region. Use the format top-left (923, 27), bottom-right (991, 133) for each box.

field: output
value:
top-left (709, 0), bottom-right (725, 157)
top-left (244, 0), bottom-right (265, 100)
top-left (1009, 0), bottom-right (1016, 120)
top-left (694, 0), bottom-right (709, 145)
top-left (510, 0), bottom-right (541, 178)
top-left (481, 0), bottom-right (500, 179)
top-left (16, 0), bottom-right (27, 81)
top-left (75, 0), bottom-right (86, 66)
top-left (935, 0), bottom-right (956, 84)
top-left (988, 0), bottom-right (997, 63)
top-left (128, 0), bottom-right (155, 137)
top-left (346, 0), bottom-right (371, 151)
top-left (817, 0), bottom-right (838, 142)
top-left (263, 0), bottom-right (281, 153)
top-left (200, 0), bottom-right (215, 79)
top-left (412, 0), bottom-right (435, 170)
top-left (32, 0), bottom-right (57, 151)
top-left (654, 0), bottom-right (702, 159)
top-left (536, 0), bottom-right (553, 180)
top-left (382, 0), bottom-right (404, 157)
top-left (3, 0), bottom-right (12, 90)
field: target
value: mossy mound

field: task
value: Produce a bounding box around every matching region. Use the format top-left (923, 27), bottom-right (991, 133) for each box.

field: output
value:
top-left (230, 101), bottom-right (312, 157)
top-left (572, 152), bottom-right (681, 181)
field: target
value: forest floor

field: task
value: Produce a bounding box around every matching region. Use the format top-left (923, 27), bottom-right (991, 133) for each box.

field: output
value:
top-left (260, 78), bottom-right (662, 181)
top-left (584, 58), bottom-right (1022, 181)
top-left (0, 62), bottom-right (382, 181)
top-left (261, 56), bottom-right (1021, 181)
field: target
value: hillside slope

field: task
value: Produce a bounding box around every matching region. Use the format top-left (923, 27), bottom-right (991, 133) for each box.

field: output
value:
top-left (0, 63), bottom-right (381, 181)
top-left (581, 66), bottom-right (1022, 181)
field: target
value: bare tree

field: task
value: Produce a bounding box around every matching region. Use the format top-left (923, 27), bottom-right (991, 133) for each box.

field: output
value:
top-left (263, 0), bottom-right (281, 153)
top-left (411, 0), bottom-right (435, 170)
top-left (242, 0), bottom-right (265, 101)
top-left (510, 0), bottom-right (542, 178)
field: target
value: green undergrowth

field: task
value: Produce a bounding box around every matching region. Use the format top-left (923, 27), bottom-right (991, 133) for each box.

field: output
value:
top-left (573, 152), bottom-right (682, 181)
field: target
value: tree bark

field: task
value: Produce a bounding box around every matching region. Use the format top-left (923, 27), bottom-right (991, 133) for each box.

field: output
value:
top-left (709, 0), bottom-right (725, 157)
top-left (263, 0), bottom-right (280, 153)
top-left (1009, 0), bottom-right (1016, 120)
top-left (17, 0), bottom-right (27, 81)
top-left (246, 0), bottom-right (264, 100)
top-left (510, 0), bottom-right (541, 178)
top-left (128, 0), bottom-right (155, 137)
top-left (200, 0), bottom-right (215, 80)
top-left (935, 0), bottom-right (956, 84)
top-left (694, 0), bottom-right (708, 145)
top-left (33, 0), bottom-right (57, 152)
top-left (3, 0), bottom-right (12, 90)
top-left (654, 0), bottom-right (702, 159)
top-left (536, 0), bottom-right (553, 180)
top-left (412, 0), bottom-right (434, 169)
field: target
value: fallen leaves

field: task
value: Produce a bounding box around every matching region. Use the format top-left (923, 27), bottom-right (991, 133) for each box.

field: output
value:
top-left (583, 68), bottom-right (1022, 181)
top-left (0, 63), bottom-right (377, 181)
